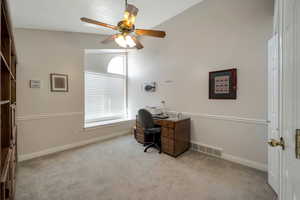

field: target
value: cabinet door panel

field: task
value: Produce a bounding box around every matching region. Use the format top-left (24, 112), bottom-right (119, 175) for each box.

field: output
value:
top-left (161, 128), bottom-right (174, 139)
top-left (161, 127), bottom-right (169, 138)
top-left (161, 137), bottom-right (174, 155)
top-left (168, 128), bottom-right (175, 139)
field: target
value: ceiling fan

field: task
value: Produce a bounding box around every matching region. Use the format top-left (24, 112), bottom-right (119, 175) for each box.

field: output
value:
top-left (80, 0), bottom-right (166, 50)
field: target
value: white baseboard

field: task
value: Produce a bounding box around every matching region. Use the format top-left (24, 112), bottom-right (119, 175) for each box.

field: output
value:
top-left (18, 131), bottom-right (130, 162)
top-left (193, 149), bottom-right (267, 172)
top-left (19, 131), bottom-right (267, 172)
top-left (191, 141), bottom-right (267, 172)
top-left (222, 153), bottom-right (267, 172)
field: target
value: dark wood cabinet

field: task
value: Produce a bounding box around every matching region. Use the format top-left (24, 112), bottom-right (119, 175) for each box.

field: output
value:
top-left (135, 117), bottom-right (191, 157)
top-left (0, 0), bottom-right (17, 199)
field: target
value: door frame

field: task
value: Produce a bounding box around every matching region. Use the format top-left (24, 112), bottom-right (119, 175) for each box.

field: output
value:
top-left (267, 34), bottom-right (280, 194)
top-left (277, 0), bottom-right (298, 199)
top-left (278, 0), bottom-right (284, 198)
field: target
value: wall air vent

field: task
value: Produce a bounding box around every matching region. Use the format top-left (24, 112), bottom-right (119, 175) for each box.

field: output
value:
top-left (191, 143), bottom-right (222, 157)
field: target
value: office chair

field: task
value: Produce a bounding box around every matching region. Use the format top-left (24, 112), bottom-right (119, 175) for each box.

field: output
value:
top-left (138, 109), bottom-right (162, 153)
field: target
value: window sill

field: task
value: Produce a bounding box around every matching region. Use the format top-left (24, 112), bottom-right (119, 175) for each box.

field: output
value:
top-left (84, 118), bottom-right (134, 131)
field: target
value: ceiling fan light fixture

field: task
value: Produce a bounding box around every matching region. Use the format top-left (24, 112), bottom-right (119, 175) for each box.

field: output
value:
top-left (115, 34), bottom-right (128, 48)
top-left (114, 34), bottom-right (136, 48)
top-left (124, 13), bottom-right (136, 26)
top-left (125, 35), bottom-right (136, 48)
top-left (124, 4), bottom-right (138, 26)
top-left (80, 1), bottom-right (165, 50)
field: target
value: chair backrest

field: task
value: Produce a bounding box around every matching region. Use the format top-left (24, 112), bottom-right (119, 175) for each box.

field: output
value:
top-left (138, 109), bottom-right (155, 129)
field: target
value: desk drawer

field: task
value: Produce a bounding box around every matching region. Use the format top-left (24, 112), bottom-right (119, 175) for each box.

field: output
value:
top-left (135, 133), bottom-right (144, 144)
top-left (161, 127), bottom-right (174, 139)
top-left (136, 126), bottom-right (143, 133)
top-left (136, 121), bottom-right (142, 129)
top-left (163, 121), bottom-right (175, 128)
top-left (154, 120), bottom-right (164, 126)
top-left (161, 137), bottom-right (174, 155)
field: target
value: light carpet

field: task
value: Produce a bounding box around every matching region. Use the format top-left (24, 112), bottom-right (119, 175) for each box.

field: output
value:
top-left (16, 135), bottom-right (276, 200)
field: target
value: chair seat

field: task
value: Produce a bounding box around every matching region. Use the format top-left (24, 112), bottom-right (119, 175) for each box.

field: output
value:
top-left (144, 127), bottom-right (161, 135)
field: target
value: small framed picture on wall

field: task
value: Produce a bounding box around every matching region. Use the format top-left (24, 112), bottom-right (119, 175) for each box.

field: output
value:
top-left (50, 73), bottom-right (69, 92)
top-left (209, 68), bottom-right (237, 99)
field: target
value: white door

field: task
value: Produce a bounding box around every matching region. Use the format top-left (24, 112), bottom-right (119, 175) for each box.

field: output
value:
top-left (279, 0), bottom-right (300, 199)
top-left (267, 34), bottom-right (280, 194)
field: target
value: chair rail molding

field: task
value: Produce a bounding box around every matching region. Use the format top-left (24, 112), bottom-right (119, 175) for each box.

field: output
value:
top-left (17, 112), bottom-right (84, 121)
top-left (178, 112), bottom-right (267, 125)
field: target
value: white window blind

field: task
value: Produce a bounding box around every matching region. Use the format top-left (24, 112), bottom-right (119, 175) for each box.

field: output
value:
top-left (85, 71), bottom-right (126, 123)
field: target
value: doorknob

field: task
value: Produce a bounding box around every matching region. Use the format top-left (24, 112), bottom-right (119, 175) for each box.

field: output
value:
top-left (268, 137), bottom-right (285, 150)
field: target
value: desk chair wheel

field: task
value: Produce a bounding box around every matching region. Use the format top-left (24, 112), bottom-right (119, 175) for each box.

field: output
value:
top-left (144, 143), bottom-right (162, 153)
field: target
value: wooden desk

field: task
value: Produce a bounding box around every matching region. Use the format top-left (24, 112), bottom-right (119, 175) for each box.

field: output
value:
top-left (135, 117), bottom-right (191, 157)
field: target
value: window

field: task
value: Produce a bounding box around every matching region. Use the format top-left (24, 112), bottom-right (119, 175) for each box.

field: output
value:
top-left (107, 56), bottom-right (125, 75)
top-left (85, 54), bottom-right (127, 125)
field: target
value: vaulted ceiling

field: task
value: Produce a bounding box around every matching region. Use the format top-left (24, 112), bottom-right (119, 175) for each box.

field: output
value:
top-left (9, 0), bottom-right (203, 35)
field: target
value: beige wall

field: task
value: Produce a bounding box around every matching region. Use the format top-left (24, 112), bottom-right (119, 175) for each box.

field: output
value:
top-left (128, 0), bottom-right (273, 168)
top-left (15, 29), bottom-right (133, 158)
top-left (15, 0), bottom-right (273, 169)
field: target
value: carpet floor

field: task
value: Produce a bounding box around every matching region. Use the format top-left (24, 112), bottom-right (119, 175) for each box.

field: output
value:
top-left (16, 135), bottom-right (276, 200)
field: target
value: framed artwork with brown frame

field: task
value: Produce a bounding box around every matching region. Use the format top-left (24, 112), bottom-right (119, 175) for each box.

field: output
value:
top-left (209, 68), bottom-right (237, 99)
top-left (50, 73), bottom-right (69, 92)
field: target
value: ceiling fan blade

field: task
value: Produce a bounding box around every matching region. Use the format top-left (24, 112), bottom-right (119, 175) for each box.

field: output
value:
top-left (135, 29), bottom-right (166, 38)
top-left (131, 36), bottom-right (144, 49)
top-left (80, 17), bottom-right (118, 30)
top-left (101, 34), bottom-right (118, 44)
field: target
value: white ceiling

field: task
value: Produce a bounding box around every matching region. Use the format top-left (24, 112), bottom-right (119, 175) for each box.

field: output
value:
top-left (9, 0), bottom-right (203, 35)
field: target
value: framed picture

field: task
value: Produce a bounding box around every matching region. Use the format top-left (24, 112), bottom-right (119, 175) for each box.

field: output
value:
top-left (209, 68), bottom-right (237, 99)
top-left (50, 73), bottom-right (69, 92)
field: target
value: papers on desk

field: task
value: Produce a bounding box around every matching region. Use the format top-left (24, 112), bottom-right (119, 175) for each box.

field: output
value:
top-left (152, 114), bottom-right (169, 119)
